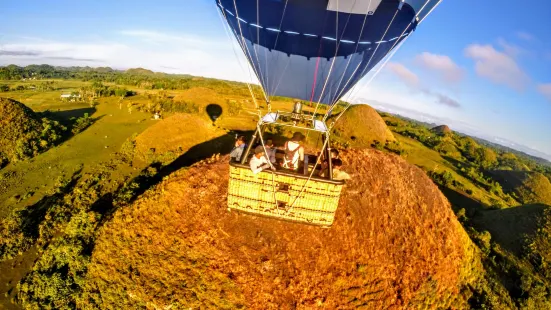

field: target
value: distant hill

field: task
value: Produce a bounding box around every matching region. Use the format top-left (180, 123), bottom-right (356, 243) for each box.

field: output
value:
top-left (85, 149), bottom-right (479, 309)
top-left (331, 104), bottom-right (395, 147)
top-left (0, 98), bottom-right (43, 166)
top-left (488, 170), bottom-right (551, 205)
top-left (431, 125), bottom-right (452, 135)
top-left (472, 137), bottom-right (551, 167)
top-left (125, 67), bottom-right (155, 75)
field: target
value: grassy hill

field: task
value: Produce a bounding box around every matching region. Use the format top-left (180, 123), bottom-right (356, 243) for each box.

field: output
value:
top-left (125, 68), bottom-right (155, 75)
top-left (488, 170), bottom-right (551, 205)
top-left (0, 98), bottom-right (64, 167)
top-left (431, 124), bottom-right (452, 136)
top-left (81, 150), bottom-right (478, 309)
top-left (1, 67), bottom-right (551, 309)
top-left (331, 104), bottom-right (395, 147)
top-left (134, 113), bottom-right (229, 163)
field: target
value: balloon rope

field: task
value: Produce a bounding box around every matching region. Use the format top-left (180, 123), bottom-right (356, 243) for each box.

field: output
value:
top-left (216, 2), bottom-right (261, 114)
top-left (328, 0), bottom-right (442, 126)
top-left (323, 8), bottom-right (400, 120)
top-left (232, 0), bottom-right (268, 104)
top-left (340, 0), bottom-right (438, 107)
top-left (419, 0), bottom-right (443, 25)
top-left (311, 0), bottom-right (355, 118)
top-left (308, 57), bottom-right (322, 103)
top-left (328, 0), bottom-right (437, 111)
top-left (266, 0), bottom-right (290, 103)
top-left (229, 0), bottom-right (270, 104)
top-left (328, 0), bottom-right (373, 108)
top-left (285, 134), bottom-right (331, 214)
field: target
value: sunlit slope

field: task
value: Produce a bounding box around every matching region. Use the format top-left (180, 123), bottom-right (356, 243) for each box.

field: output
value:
top-left (84, 149), bottom-right (479, 309)
top-left (331, 104), bottom-right (395, 147)
top-left (134, 113), bottom-right (229, 162)
top-left (431, 125), bottom-right (452, 136)
top-left (0, 98), bottom-right (43, 164)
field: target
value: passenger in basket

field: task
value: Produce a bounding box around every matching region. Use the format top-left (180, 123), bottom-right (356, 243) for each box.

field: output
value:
top-left (282, 132), bottom-right (305, 171)
top-left (230, 135), bottom-right (246, 162)
top-left (250, 145), bottom-right (275, 174)
top-left (264, 139), bottom-right (277, 164)
top-left (332, 158), bottom-right (351, 181)
top-left (318, 148), bottom-right (340, 177)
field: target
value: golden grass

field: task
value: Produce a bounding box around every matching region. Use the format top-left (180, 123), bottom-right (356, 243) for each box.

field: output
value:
top-left (84, 149), bottom-right (479, 309)
top-left (330, 104), bottom-right (395, 147)
top-left (134, 113), bottom-right (227, 161)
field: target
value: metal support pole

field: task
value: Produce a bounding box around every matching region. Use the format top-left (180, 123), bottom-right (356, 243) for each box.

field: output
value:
top-left (241, 128), bottom-right (259, 164)
top-left (325, 132), bottom-right (333, 180)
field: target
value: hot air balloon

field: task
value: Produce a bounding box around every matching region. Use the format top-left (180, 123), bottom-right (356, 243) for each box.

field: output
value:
top-left (217, 0), bottom-right (442, 226)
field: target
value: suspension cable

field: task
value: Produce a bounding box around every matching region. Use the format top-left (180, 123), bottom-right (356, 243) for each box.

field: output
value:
top-left (336, 0), bottom-right (436, 110)
top-left (324, 8), bottom-right (400, 118)
top-left (229, 0), bottom-right (270, 104)
top-left (216, 2), bottom-right (262, 114)
top-left (312, 0), bottom-right (366, 119)
top-left (327, 0), bottom-right (441, 126)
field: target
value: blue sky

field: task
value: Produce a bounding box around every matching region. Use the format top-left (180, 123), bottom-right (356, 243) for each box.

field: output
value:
top-left (1, 0), bottom-right (550, 158)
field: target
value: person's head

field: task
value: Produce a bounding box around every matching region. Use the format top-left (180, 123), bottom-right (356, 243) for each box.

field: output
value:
top-left (330, 149), bottom-right (340, 159)
top-left (254, 145), bottom-right (265, 158)
top-left (265, 139), bottom-right (274, 147)
top-left (332, 158), bottom-right (343, 169)
top-left (291, 132), bottom-right (305, 142)
top-left (236, 135), bottom-right (245, 146)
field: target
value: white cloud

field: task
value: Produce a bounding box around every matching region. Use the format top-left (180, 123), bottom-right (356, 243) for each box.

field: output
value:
top-left (0, 30), bottom-right (254, 83)
top-left (464, 43), bottom-right (529, 91)
top-left (118, 30), bottom-right (225, 50)
top-left (1, 42), bottom-right (127, 62)
top-left (496, 38), bottom-right (524, 58)
top-left (386, 62), bottom-right (419, 87)
top-left (537, 83), bottom-right (551, 102)
top-left (515, 31), bottom-right (535, 42)
top-left (414, 52), bottom-right (464, 83)
top-left (384, 62), bottom-right (460, 108)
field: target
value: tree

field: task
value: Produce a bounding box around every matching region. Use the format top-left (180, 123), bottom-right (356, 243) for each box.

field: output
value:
top-left (0, 84), bottom-right (9, 92)
top-left (475, 147), bottom-right (498, 169)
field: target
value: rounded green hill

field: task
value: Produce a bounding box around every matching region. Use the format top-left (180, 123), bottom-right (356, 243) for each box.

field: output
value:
top-left (489, 170), bottom-right (551, 205)
top-left (331, 104), bottom-right (395, 147)
top-left (0, 98), bottom-right (43, 165)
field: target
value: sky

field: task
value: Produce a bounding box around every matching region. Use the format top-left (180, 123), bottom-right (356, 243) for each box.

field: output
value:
top-left (1, 0), bottom-right (550, 159)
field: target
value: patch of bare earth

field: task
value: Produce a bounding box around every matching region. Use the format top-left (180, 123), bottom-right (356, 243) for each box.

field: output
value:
top-left (83, 149), bottom-right (478, 309)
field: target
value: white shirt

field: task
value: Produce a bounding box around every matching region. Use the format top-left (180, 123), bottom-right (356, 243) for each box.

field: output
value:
top-left (283, 141), bottom-right (304, 169)
top-left (249, 155), bottom-right (269, 174)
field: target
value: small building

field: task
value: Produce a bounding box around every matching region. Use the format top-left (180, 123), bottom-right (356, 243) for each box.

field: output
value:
top-left (60, 94), bottom-right (81, 102)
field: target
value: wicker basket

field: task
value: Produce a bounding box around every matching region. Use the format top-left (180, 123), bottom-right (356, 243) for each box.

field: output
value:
top-left (228, 164), bottom-right (343, 226)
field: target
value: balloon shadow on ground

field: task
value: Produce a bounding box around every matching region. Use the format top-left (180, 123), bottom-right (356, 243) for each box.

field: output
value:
top-left (206, 104), bottom-right (223, 124)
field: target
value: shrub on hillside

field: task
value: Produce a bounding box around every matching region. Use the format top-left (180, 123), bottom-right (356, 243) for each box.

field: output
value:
top-left (0, 98), bottom-right (66, 165)
top-left (161, 100), bottom-right (199, 114)
top-left (227, 99), bottom-right (243, 116)
top-left (71, 113), bottom-right (93, 135)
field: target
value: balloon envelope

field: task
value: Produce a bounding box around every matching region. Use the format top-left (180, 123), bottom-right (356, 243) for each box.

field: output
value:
top-left (217, 0), bottom-right (438, 106)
